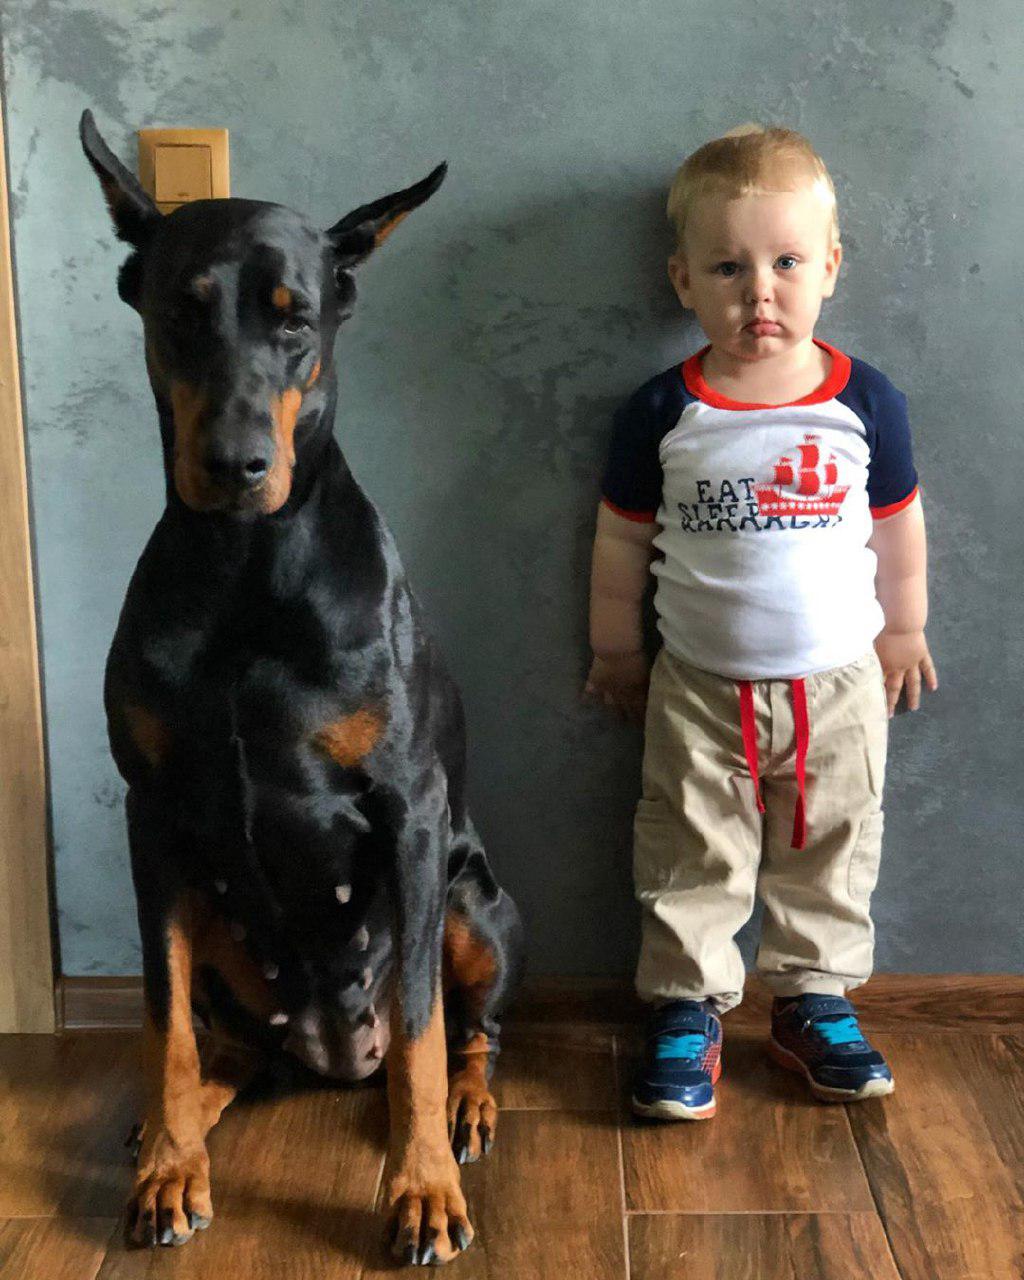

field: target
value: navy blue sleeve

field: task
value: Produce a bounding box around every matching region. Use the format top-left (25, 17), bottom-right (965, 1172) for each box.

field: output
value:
top-left (601, 369), bottom-right (687, 521)
top-left (866, 377), bottom-right (918, 516)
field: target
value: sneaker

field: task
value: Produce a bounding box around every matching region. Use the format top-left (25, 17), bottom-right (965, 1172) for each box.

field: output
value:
top-left (769, 994), bottom-right (894, 1102)
top-left (631, 998), bottom-right (723, 1121)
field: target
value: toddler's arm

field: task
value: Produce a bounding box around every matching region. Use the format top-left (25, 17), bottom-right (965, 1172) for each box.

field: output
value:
top-left (868, 492), bottom-right (939, 716)
top-left (585, 503), bottom-right (658, 725)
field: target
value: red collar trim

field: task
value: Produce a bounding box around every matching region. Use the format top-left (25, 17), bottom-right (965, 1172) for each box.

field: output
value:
top-left (681, 338), bottom-right (852, 410)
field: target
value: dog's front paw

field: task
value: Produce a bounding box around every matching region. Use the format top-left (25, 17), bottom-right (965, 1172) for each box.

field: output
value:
top-left (126, 1129), bottom-right (213, 1248)
top-left (386, 1153), bottom-right (474, 1266)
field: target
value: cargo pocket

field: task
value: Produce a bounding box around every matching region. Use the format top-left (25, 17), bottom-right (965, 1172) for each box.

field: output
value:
top-left (847, 809), bottom-right (884, 906)
top-left (632, 795), bottom-right (680, 897)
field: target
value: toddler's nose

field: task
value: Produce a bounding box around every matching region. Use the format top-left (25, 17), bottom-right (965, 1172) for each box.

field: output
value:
top-left (747, 274), bottom-right (773, 303)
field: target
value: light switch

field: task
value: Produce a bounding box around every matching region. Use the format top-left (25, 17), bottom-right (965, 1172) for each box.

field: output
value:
top-left (138, 127), bottom-right (230, 214)
top-left (154, 145), bottom-right (212, 203)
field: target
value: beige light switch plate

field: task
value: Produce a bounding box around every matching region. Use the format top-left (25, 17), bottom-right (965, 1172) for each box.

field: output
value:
top-left (138, 128), bottom-right (230, 214)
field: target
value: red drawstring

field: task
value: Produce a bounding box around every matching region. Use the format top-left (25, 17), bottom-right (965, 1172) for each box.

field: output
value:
top-left (790, 678), bottom-right (808, 850)
top-left (737, 677), bottom-right (809, 850)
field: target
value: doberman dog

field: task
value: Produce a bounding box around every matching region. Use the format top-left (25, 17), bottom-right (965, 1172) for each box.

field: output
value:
top-left (78, 109), bottom-right (523, 1265)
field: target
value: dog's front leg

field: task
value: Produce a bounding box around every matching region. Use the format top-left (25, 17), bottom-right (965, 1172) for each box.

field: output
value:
top-left (380, 776), bottom-right (473, 1266)
top-left (125, 790), bottom-right (212, 1248)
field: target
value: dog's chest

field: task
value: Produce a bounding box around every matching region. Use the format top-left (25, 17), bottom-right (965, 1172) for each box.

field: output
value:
top-left (130, 583), bottom-right (390, 770)
top-left (117, 588), bottom-right (396, 1008)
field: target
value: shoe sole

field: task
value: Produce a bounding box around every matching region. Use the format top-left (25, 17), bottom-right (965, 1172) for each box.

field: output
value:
top-left (768, 1037), bottom-right (895, 1102)
top-left (631, 1059), bottom-right (721, 1121)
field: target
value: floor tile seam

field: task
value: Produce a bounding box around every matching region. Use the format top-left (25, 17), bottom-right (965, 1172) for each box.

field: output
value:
top-left (357, 1149), bottom-right (388, 1279)
top-left (93, 1220), bottom-right (126, 1280)
top-left (497, 1104), bottom-right (619, 1112)
top-left (92, 1213), bottom-right (133, 1280)
top-left (611, 1035), bottom-right (633, 1280)
top-left (622, 1207), bottom-right (892, 1216)
top-left (0, 1217), bottom-right (122, 1280)
top-left (0, 1213), bottom-right (120, 1222)
top-left (865, 1027), bottom-right (1024, 1036)
top-left (840, 1101), bottom-right (907, 1280)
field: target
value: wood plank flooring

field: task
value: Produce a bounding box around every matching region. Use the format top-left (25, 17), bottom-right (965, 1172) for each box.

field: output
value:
top-left (1, 1003), bottom-right (1022, 1279)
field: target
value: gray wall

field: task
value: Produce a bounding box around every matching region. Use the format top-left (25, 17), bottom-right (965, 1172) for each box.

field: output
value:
top-left (2, 0), bottom-right (1020, 977)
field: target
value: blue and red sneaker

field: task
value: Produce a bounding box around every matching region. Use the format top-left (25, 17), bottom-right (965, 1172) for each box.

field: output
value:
top-left (769, 994), bottom-right (894, 1102)
top-left (631, 998), bottom-right (723, 1121)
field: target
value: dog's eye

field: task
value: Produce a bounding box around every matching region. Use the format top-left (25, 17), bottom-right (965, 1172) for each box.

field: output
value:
top-left (281, 317), bottom-right (311, 335)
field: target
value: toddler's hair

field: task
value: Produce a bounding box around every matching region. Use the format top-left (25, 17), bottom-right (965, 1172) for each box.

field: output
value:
top-left (667, 122), bottom-right (839, 252)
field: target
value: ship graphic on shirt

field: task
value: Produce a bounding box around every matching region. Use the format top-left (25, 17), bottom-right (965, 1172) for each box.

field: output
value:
top-left (754, 434), bottom-right (850, 518)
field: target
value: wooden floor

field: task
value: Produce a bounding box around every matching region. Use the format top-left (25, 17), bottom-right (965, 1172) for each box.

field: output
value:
top-left (1, 987), bottom-right (1023, 1279)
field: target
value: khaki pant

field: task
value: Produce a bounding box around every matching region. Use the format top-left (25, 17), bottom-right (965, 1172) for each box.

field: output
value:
top-left (634, 647), bottom-right (889, 1014)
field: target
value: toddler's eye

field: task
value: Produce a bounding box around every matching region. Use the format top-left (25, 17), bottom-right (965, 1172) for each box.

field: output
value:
top-left (776, 255), bottom-right (798, 270)
top-left (714, 262), bottom-right (739, 277)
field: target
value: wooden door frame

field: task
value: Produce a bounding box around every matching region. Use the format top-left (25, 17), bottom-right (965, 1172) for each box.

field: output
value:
top-left (0, 85), bottom-right (58, 1031)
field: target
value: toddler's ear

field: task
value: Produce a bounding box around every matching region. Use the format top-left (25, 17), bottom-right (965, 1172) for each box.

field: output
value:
top-left (821, 241), bottom-right (843, 298)
top-left (668, 254), bottom-right (692, 308)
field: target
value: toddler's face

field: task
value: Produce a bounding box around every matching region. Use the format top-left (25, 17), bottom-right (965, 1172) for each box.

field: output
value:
top-left (669, 185), bottom-right (842, 364)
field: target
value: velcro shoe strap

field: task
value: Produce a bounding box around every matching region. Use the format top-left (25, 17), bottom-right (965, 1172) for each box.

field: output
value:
top-left (649, 1004), bottom-right (713, 1038)
top-left (795, 995), bottom-right (855, 1020)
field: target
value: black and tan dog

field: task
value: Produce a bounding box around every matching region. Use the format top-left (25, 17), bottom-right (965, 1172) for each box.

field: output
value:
top-left (79, 109), bottom-right (523, 1266)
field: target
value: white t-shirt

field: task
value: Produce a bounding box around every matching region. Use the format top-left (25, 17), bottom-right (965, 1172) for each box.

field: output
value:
top-left (601, 339), bottom-right (919, 680)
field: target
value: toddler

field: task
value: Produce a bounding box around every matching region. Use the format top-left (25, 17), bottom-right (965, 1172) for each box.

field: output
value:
top-left (586, 124), bottom-right (938, 1118)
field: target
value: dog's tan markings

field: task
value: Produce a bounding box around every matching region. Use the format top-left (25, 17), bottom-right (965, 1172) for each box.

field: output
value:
top-left (170, 380), bottom-right (214, 510)
top-left (189, 911), bottom-right (267, 1131)
top-left (305, 358), bottom-right (322, 388)
top-left (313, 706), bottom-right (385, 767)
top-left (123, 704), bottom-right (171, 768)
top-left (191, 902), bottom-right (277, 1023)
top-left (374, 209), bottom-right (411, 247)
top-left (442, 913), bottom-right (497, 992)
top-left (386, 986), bottom-right (473, 1264)
top-left (131, 895), bottom-right (213, 1246)
top-left (191, 274), bottom-right (214, 300)
top-left (271, 284), bottom-right (292, 311)
top-left (442, 914), bottom-right (499, 1164)
top-left (262, 387), bottom-right (303, 512)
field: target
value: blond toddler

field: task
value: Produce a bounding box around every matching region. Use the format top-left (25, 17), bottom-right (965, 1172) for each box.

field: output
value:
top-left (586, 124), bottom-right (938, 1117)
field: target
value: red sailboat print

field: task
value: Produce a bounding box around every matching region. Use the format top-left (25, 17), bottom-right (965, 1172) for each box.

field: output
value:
top-left (755, 434), bottom-right (850, 517)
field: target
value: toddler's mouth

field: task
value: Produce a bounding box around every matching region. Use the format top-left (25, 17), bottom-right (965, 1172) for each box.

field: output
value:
top-left (745, 320), bottom-right (781, 336)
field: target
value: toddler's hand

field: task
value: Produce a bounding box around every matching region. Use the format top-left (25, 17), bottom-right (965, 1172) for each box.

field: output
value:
top-left (584, 652), bottom-right (650, 727)
top-left (874, 629), bottom-right (938, 717)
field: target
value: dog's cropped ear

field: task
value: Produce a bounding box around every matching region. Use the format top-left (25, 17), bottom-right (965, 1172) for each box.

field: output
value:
top-left (79, 109), bottom-right (161, 248)
top-left (326, 163), bottom-right (447, 273)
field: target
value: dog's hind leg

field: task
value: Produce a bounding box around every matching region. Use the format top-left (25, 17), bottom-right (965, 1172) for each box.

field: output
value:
top-left (124, 790), bottom-right (215, 1249)
top-left (196, 1038), bottom-right (260, 1135)
top-left (126, 1039), bottom-right (258, 1164)
top-left (443, 820), bottom-right (524, 1165)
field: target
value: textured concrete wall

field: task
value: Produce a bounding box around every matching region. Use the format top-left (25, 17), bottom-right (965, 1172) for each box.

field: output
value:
top-left (2, 0), bottom-right (1020, 976)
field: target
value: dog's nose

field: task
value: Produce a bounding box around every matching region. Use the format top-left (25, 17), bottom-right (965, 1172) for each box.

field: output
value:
top-left (206, 444), bottom-right (271, 490)
top-left (241, 455), bottom-right (269, 487)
